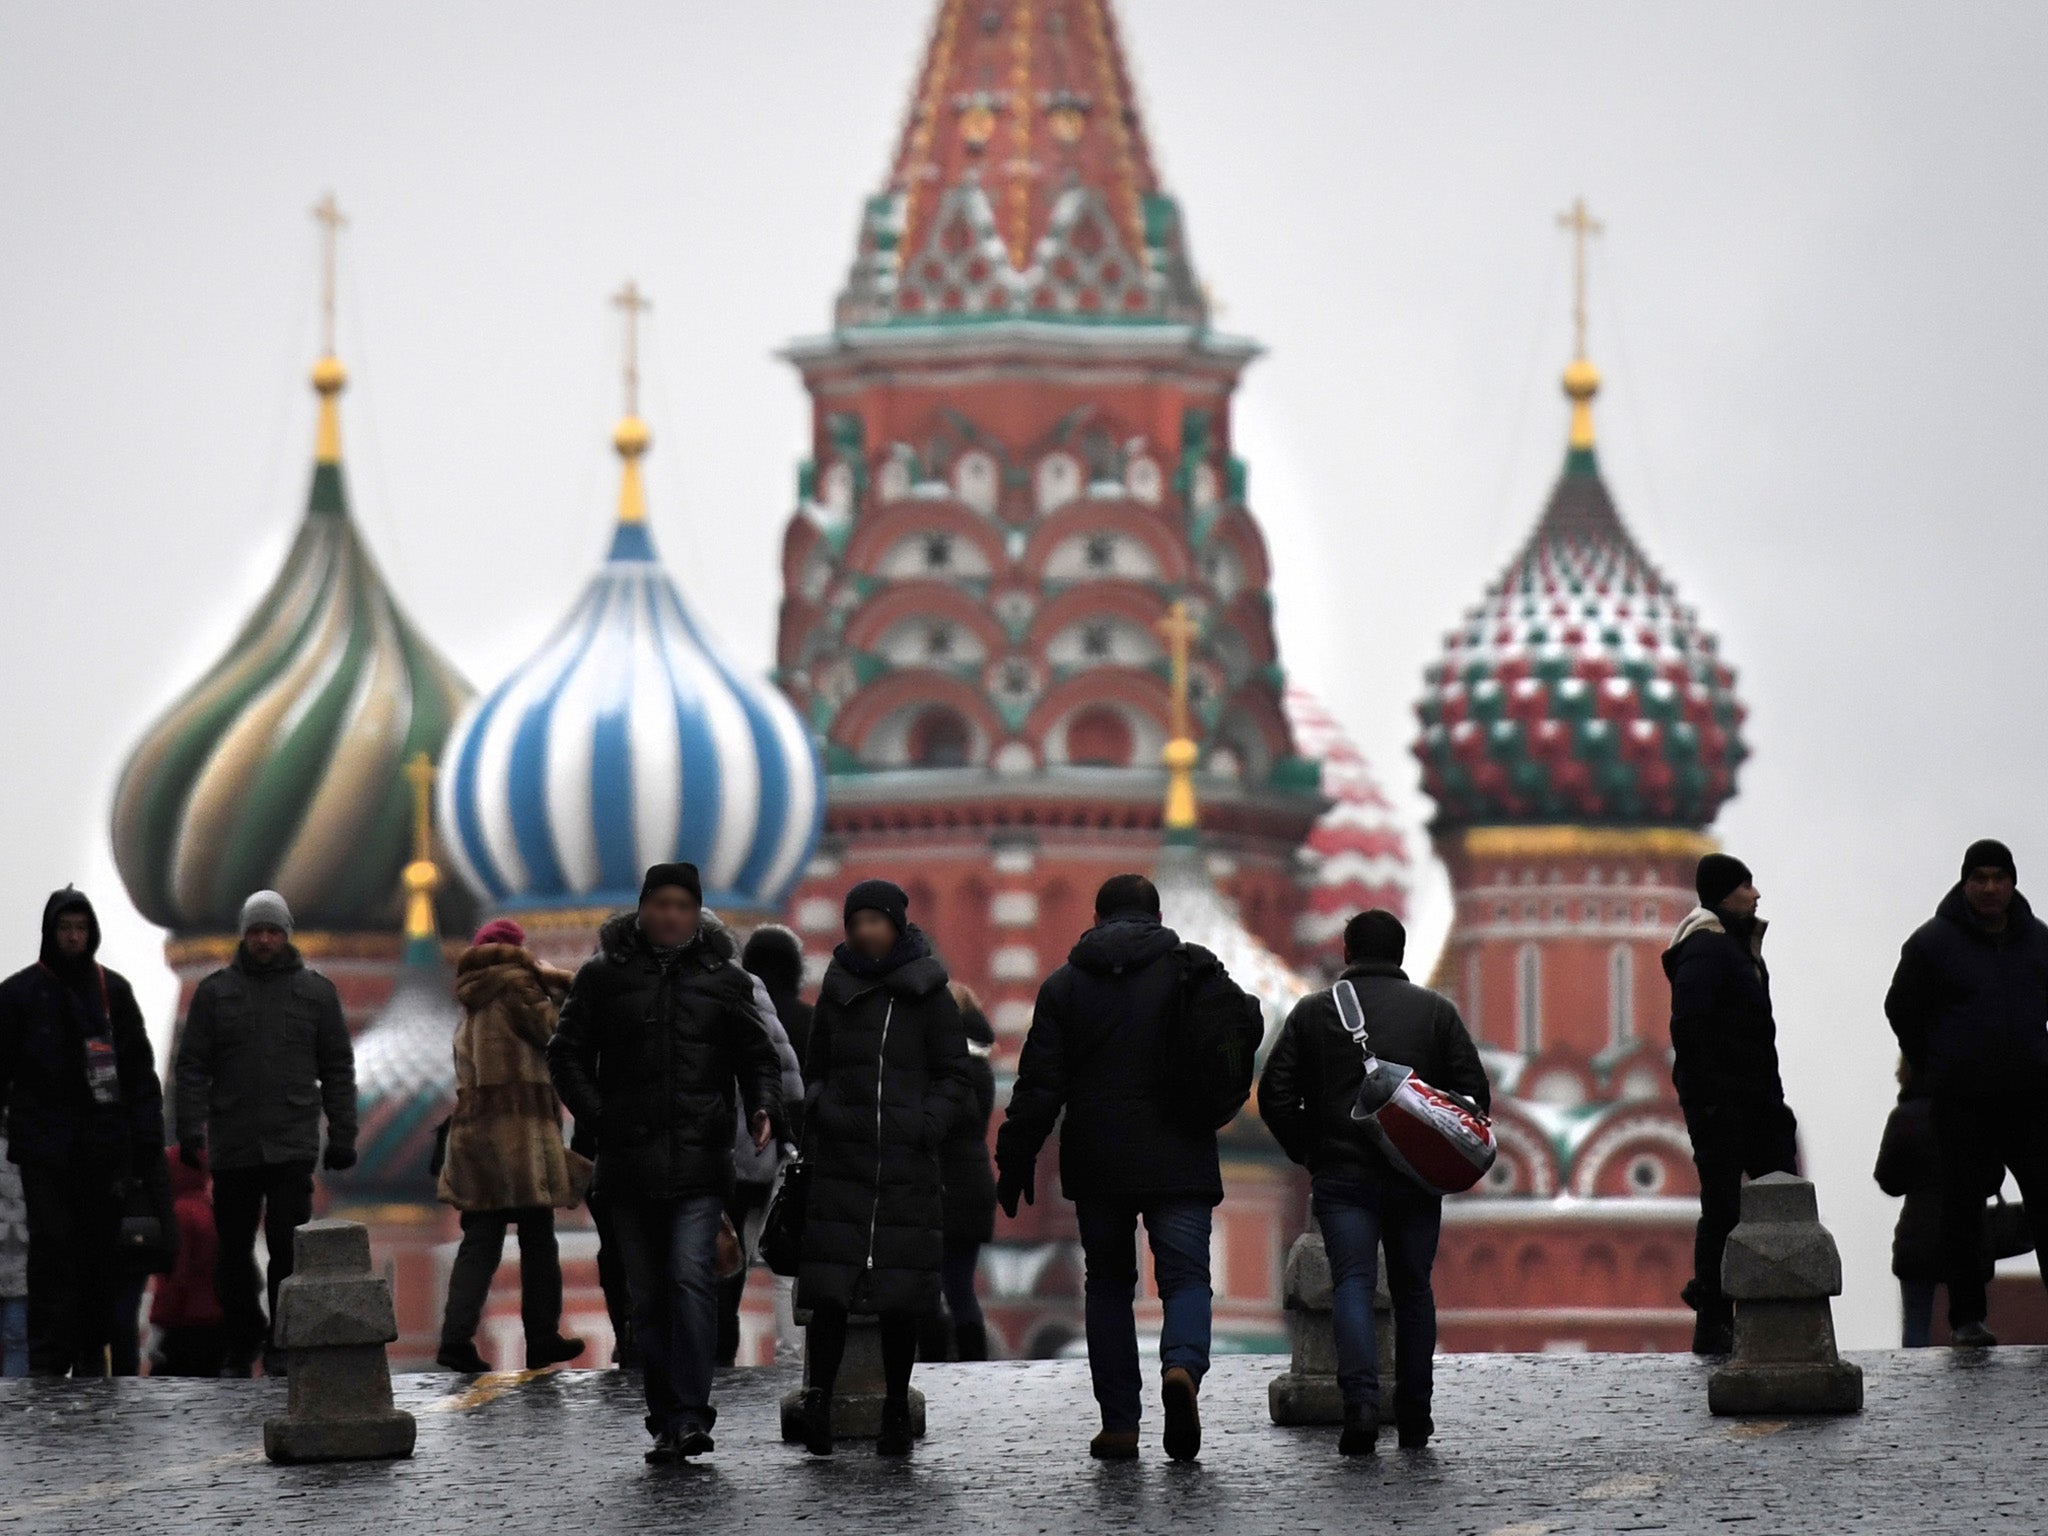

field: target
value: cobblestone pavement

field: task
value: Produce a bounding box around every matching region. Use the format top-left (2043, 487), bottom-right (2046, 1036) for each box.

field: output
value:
top-left (2, 1350), bottom-right (2046, 1535)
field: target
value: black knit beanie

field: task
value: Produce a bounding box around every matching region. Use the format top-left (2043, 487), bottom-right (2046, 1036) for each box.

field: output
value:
top-left (1695, 853), bottom-right (1753, 911)
top-left (1962, 839), bottom-right (2017, 881)
top-left (640, 862), bottom-right (703, 904)
top-left (843, 879), bottom-right (910, 935)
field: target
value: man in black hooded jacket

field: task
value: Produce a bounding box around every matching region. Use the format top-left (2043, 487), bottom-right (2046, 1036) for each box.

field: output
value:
top-left (996, 873), bottom-right (1254, 1465)
top-left (1664, 853), bottom-right (1799, 1356)
top-left (1886, 838), bottom-right (2048, 1346)
top-left (0, 888), bottom-right (167, 1375)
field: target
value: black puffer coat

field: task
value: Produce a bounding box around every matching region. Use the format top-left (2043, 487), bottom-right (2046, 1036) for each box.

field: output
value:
top-left (0, 890), bottom-right (164, 1171)
top-left (548, 913), bottom-right (784, 1202)
top-left (996, 912), bottom-right (1235, 1208)
top-left (1886, 886), bottom-right (2048, 1099)
top-left (798, 930), bottom-right (973, 1316)
top-left (1258, 961), bottom-right (1490, 1180)
top-left (1662, 907), bottom-right (1785, 1110)
top-left (941, 998), bottom-right (997, 1245)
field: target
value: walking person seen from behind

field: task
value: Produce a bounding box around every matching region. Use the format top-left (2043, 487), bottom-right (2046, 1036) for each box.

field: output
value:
top-left (0, 887), bottom-right (168, 1376)
top-left (794, 880), bottom-right (973, 1459)
top-left (1258, 909), bottom-right (1488, 1455)
top-left (435, 917), bottom-right (589, 1375)
top-left (1664, 854), bottom-right (1798, 1357)
top-left (996, 873), bottom-right (1259, 1464)
top-left (930, 983), bottom-right (997, 1363)
top-left (1885, 838), bottom-right (2048, 1348)
top-left (174, 890), bottom-right (357, 1377)
top-left (548, 863), bottom-right (785, 1464)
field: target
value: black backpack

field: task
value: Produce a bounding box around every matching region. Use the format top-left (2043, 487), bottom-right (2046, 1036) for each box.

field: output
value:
top-left (1159, 944), bottom-right (1264, 1134)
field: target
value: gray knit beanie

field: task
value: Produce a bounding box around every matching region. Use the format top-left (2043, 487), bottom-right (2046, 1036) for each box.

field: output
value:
top-left (239, 889), bottom-right (294, 938)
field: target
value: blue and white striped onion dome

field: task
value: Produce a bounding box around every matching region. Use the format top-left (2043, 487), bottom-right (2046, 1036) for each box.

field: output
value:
top-left (441, 419), bottom-right (822, 913)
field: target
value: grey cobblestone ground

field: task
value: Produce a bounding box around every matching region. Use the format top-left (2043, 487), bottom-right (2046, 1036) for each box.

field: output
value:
top-left (2, 1350), bottom-right (2045, 1535)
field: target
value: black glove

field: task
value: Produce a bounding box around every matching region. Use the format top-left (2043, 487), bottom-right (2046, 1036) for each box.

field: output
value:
top-left (996, 1161), bottom-right (1035, 1220)
top-left (322, 1145), bottom-right (358, 1172)
top-left (178, 1138), bottom-right (205, 1171)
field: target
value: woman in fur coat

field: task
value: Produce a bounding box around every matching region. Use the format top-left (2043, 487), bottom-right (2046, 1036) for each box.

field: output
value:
top-left (435, 919), bottom-right (592, 1374)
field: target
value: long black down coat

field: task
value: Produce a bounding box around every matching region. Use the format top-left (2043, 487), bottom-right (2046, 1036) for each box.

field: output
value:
top-left (798, 930), bottom-right (973, 1316)
top-left (1662, 906), bottom-right (1786, 1110)
top-left (548, 913), bottom-right (784, 1202)
top-left (1885, 886), bottom-right (2048, 1100)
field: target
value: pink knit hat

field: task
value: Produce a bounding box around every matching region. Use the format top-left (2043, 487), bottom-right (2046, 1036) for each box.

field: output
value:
top-left (472, 918), bottom-right (527, 949)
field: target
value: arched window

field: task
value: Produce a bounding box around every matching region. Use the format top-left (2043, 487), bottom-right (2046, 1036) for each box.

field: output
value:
top-left (1065, 705), bottom-right (1134, 768)
top-left (907, 707), bottom-right (972, 769)
top-left (1609, 944), bottom-right (1635, 1049)
top-left (1517, 942), bottom-right (1542, 1056)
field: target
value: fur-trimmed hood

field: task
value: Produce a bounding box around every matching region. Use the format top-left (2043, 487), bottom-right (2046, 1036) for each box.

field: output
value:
top-left (594, 908), bottom-right (739, 970)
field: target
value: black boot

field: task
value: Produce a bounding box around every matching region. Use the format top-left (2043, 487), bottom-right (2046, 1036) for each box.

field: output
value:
top-left (1338, 1405), bottom-right (1378, 1456)
top-left (1396, 1411), bottom-right (1434, 1450)
top-left (876, 1396), bottom-right (914, 1457)
top-left (953, 1320), bottom-right (988, 1362)
top-left (800, 1386), bottom-right (835, 1457)
top-left (436, 1340), bottom-right (493, 1374)
top-left (1692, 1296), bottom-right (1735, 1356)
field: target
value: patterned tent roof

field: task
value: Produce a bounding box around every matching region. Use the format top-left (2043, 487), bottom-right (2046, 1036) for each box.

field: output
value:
top-left (111, 356), bottom-right (470, 936)
top-left (444, 416), bottom-right (822, 915)
top-left (1413, 366), bottom-right (1747, 830)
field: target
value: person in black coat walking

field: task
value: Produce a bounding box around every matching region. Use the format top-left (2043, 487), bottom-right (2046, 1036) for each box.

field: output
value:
top-left (1663, 853), bottom-right (1799, 1357)
top-left (175, 889), bottom-right (356, 1375)
top-left (0, 888), bottom-right (168, 1376)
top-left (995, 874), bottom-right (1253, 1464)
top-left (1885, 838), bottom-right (2048, 1347)
top-left (923, 983), bottom-right (996, 1363)
top-left (548, 863), bottom-right (785, 1464)
top-left (1258, 909), bottom-right (1488, 1455)
top-left (743, 925), bottom-right (814, 1079)
top-left (794, 880), bottom-right (973, 1459)
top-left (1874, 1058), bottom-right (1990, 1347)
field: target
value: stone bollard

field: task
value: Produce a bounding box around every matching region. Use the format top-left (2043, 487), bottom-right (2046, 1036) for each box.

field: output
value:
top-left (779, 1313), bottom-right (928, 1442)
top-left (1708, 1173), bottom-right (1863, 1416)
top-left (263, 1220), bottom-right (417, 1463)
top-left (1268, 1223), bottom-right (1396, 1426)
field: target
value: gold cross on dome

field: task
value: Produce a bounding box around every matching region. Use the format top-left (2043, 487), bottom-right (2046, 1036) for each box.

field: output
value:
top-left (1157, 599), bottom-right (1198, 740)
top-left (311, 192), bottom-right (347, 356)
top-left (612, 279), bottom-right (652, 417)
top-left (1556, 196), bottom-right (1603, 361)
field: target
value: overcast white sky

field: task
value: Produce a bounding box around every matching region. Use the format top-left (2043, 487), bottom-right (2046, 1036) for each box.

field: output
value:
top-left (4, 2), bottom-right (2046, 1349)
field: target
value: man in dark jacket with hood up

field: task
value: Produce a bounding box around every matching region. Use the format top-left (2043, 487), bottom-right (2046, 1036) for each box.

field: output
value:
top-left (996, 873), bottom-right (1254, 1464)
top-left (1259, 909), bottom-right (1487, 1455)
top-left (175, 889), bottom-right (355, 1375)
top-left (1885, 838), bottom-right (2048, 1347)
top-left (549, 862), bottom-right (784, 1465)
top-left (0, 888), bottom-right (166, 1375)
top-left (1663, 853), bottom-right (1798, 1357)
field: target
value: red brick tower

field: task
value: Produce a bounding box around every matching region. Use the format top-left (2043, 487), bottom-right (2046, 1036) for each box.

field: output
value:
top-left (1411, 206), bottom-right (1751, 1350)
top-left (775, 0), bottom-right (1328, 1354)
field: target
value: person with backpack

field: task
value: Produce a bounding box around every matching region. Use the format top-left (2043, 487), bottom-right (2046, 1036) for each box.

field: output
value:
top-left (1258, 909), bottom-right (1488, 1455)
top-left (995, 873), bottom-right (1260, 1464)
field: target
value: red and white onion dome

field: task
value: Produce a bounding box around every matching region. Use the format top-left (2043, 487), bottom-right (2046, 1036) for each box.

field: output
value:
top-left (1283, 687), bottom-right (1410, 965)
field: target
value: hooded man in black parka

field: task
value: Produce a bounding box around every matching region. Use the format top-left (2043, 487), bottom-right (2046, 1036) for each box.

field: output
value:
top-left (1886, 838), bottom-right (2048, 1347)
top-left (0, 888), bottom-right (167, 1376)
top-left (548, 862), bottom-right (785, 1464)
top-left (793, 879), bottom-right (973, 1459)
top-left (1664, 852), bottom-right (1799, 1357)
top-left (996, 873), bottom-right (1255, 1465)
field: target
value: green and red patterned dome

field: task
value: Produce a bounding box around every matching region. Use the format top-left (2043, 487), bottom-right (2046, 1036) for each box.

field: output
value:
top-left (1414, 362), bottom-right (1747, 830)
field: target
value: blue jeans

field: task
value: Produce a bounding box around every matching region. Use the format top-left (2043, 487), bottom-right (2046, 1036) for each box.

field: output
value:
top-left (1312, 1170), bottom-right (1442, 1420)
top-left (612, 1192), bottom-right (725, 1437)
top-left (1, 1297), bottom-right (26, 1378)
top-left (1074, 1199), bottom-right (1212, 1433)
top-left (1900, 1278), bottom-right (1938, 1349)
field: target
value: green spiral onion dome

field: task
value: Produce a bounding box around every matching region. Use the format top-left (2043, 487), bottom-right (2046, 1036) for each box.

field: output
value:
top-left (1413, 362), bottom-right (1747, 830)
top-left (111, 357), bottom-right (472, 935)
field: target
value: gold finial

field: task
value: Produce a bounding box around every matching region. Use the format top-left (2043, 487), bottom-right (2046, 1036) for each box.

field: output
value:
top-left (1156, 599), bottom-right (1200, 835)
top-left (311, 193), bottom-right (349, 464)
top-left (611, 279), bottom-right (653, 524)
top-left (1556, 196), bottom-right (1603, 452)
top-left (401, 751), bottom-right (440, 944)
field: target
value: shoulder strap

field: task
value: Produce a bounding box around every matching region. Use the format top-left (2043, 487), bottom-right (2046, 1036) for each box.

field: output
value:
top-left (1333, 980), bottom-right (1374, 1061)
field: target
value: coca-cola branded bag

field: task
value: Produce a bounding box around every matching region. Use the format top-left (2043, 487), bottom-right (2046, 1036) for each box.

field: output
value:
top-left (1333, 979), bottom-right (1496, 1196)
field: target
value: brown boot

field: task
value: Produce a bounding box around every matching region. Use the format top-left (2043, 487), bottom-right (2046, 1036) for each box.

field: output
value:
top-left (1090, 1428), bottom-right (1140, 1460)
top-left (1162, 1366), bottom-right (1202, 1462)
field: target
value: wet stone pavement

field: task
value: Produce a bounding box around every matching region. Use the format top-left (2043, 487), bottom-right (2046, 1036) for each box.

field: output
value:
top-left (2, 1350), bottom-right (2047, 1535)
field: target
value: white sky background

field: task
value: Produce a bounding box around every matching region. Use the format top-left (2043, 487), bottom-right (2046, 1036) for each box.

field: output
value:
top-left (4, 1), bottom-right (2046, 1351)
